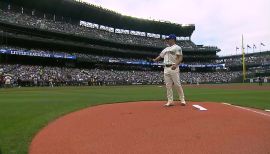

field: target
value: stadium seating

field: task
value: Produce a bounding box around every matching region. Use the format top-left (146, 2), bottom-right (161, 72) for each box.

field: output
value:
top-left (0, 63), bottom-right (245, 87)
top-left (0, 9), bottom-right (197, 49)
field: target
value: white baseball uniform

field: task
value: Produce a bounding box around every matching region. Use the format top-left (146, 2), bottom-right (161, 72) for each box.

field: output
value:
top-left (160, 44), bottom-right (185, 104)
top-left (4, 76), bottom-right (11, 85)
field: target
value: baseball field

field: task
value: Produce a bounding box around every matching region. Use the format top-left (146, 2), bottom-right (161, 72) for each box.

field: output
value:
top-left (0, 84), bottom-right (270, 154)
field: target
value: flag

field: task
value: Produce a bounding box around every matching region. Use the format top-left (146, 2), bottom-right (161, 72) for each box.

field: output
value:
top-left (236, 47), bottom-right (239, 50)
top-left (247, 45), bottom-right (251, 48)
top-left (261, 42), bottom-right (265, 46)
top-left (253, 44), bottom-right (256, 49)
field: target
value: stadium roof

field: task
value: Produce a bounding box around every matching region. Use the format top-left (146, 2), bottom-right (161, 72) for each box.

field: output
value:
top-left (6, 0), bottom-right (195, 37)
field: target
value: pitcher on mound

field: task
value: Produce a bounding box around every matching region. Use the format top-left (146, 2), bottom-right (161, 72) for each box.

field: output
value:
top-left (153, 34), bottom-right (186, 107)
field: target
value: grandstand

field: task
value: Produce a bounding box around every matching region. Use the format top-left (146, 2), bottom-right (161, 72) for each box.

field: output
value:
top-left (2, 0), bottom-right (267, 87)
top-left (217, 51), bottom-right (270, 82)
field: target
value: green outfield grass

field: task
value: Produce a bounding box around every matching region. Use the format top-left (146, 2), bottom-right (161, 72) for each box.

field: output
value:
top-left (0, 85), bottom-right (270, 154)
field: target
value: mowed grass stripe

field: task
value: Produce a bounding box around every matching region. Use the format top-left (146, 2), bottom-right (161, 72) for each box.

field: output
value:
top-left (0, 85), bottom-right (269, 154)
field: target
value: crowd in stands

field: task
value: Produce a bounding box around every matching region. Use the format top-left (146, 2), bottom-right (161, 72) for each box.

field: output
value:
top-left (0, 64), bottom-right (243, 87)
top-left (216, 53), bottom-right (270, 66)
top-left (181, 71), bottom-right (242, 84)
top-left (0, 8), bottom-right (196, 49)
top-left (0, 64), bottom-right (163, 87)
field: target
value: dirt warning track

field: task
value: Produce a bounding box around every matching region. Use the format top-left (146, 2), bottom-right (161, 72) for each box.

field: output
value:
top-left (30, 101), bottom-right (270, 154)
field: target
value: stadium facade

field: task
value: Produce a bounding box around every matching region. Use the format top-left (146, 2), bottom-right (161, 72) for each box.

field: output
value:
top-left (0, 0), bottom-right (269, 86)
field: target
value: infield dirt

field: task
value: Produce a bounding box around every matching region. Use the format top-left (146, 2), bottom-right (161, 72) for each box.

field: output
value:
top-left (30, 101), bottom-right (270, 154)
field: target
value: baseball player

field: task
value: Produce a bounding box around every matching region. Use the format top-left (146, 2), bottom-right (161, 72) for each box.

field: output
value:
top-left (153, 34), bottom-right (186, 106)
top-left (4, 75), bottom-right (12, 88)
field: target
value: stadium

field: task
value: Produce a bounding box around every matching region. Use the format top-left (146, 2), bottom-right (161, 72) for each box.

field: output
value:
top-left (0, 0), bottom-right (270, 154)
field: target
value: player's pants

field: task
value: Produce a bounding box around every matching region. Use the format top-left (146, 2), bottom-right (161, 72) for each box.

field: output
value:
top-left (164, 67), bottom-right (185, 103)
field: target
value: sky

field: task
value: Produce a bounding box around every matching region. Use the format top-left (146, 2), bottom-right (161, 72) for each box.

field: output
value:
top-left (82, 0), bottom-right (270, 56)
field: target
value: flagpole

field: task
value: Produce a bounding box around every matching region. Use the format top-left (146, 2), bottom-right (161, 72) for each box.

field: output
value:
top-left (242, 35), bottom-right (246, 83)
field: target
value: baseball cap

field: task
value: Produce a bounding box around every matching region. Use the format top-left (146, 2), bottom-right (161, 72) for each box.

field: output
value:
top-left (165, 34), bottom-right (177, 40)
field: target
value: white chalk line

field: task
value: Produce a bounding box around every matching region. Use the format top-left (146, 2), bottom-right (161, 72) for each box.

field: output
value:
top-left (222, 103), bottom-right (270, 118)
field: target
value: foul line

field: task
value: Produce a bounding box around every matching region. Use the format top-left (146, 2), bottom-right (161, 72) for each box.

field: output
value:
top-left (222, 103), bottom-right (270, 118)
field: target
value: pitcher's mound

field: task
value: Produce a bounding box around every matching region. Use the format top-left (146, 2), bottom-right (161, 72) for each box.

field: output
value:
top-left (30, 101), bottom-right (270, 154)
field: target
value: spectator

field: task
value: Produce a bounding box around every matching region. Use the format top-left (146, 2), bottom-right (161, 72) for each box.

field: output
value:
top-left (0, 64), bottom-right (244, 87)
top-left (0, 9), bottom-right (208, 49)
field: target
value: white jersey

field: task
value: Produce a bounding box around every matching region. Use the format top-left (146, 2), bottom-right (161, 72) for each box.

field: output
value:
top-left (159, 44), bottom-right (182, 65)
top-left (5, 76), bottom-right (12, 84)
top-left (157, 42), bottom-right (185, 104)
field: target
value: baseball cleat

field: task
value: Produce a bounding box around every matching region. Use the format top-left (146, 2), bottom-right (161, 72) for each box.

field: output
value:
top-left (180, 101), bottom-right (187, 106)
top-left (164, 102), bottom-right (174, 107)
